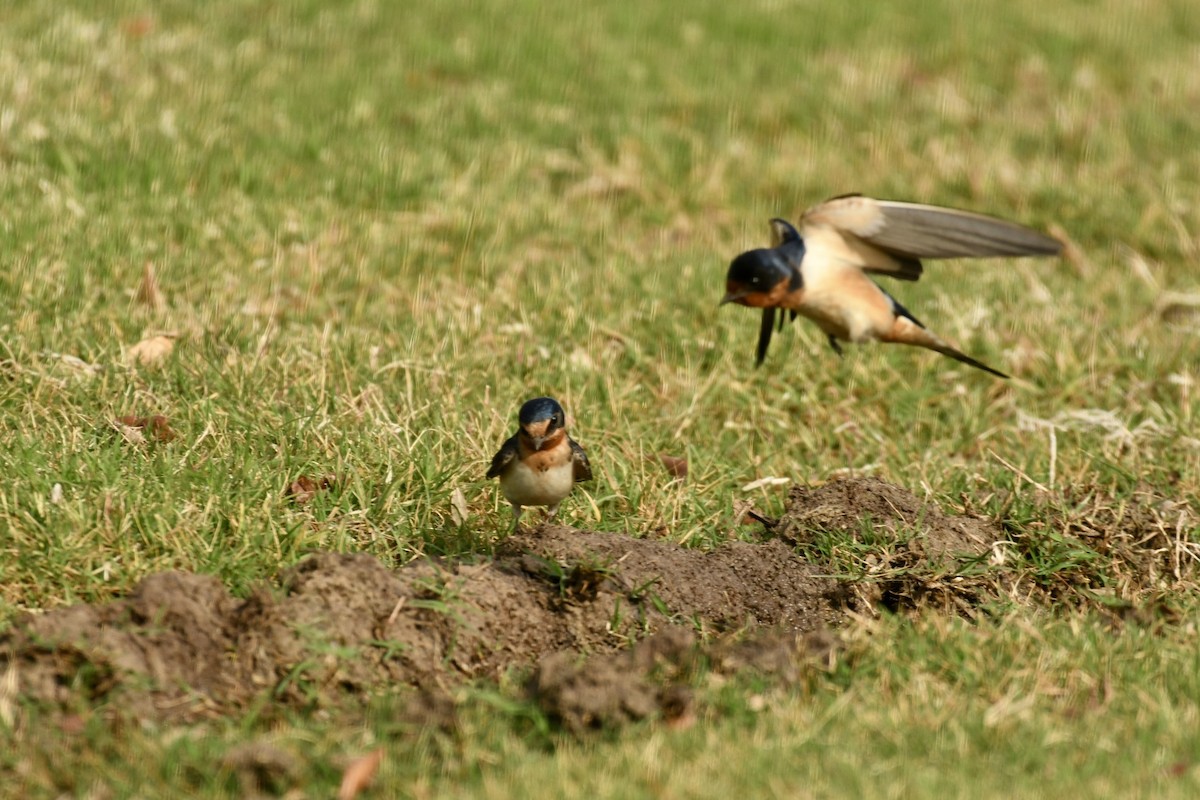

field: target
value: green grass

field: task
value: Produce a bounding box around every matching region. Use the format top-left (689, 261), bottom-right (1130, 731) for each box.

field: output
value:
top-left (2, 0), bottom-right (1200, 795)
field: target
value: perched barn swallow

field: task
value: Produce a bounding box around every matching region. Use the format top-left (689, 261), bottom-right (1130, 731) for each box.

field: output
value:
top-left (487, 396), bottom-right (593, 531)
top-left (720, 194), bottom-right (1062, 377)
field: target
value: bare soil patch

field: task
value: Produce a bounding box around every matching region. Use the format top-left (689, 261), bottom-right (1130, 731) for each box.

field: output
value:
top-left (3, 476), bottom-right (1191, 727)
top-left (769, 476), bottom-right (1006, 613)
top-left (1, 519), bottom-right (842, 722)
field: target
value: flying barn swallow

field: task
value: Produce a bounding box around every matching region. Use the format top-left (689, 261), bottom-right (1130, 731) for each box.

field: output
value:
top-left (487, 397), bottom-right (592, 531)
top-left (720, 195), bottom-right (1062, 377)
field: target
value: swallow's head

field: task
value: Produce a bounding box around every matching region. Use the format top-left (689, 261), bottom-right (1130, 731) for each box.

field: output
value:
top-left (517, 396), bottom-right (566, 449)
top-left (721, 248), bottom-right (793, 308)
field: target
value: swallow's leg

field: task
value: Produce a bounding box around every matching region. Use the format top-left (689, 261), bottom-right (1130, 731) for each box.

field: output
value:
top-left (510, 504), bottom-right (524, 533)
top-left (544, 503), bottom-right (562, 526)
top-left (827, 335), bottom-right (844, 357)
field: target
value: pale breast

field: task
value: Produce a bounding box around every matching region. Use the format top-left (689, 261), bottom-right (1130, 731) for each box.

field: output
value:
top-left (500, 458), bottom-right (576, 507)
top-left (798, 260), bottom-right (895, 342)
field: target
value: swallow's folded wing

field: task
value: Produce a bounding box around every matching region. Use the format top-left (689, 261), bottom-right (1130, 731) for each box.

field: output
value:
top-left (486, 436), bottom-right (518, 479)
top-left (569, 439), bottom-right (593, 482)
top-left (802, 195), bottom-right (1062, 265)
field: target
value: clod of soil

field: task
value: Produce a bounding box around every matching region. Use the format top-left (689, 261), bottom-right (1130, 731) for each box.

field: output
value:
top-left (0, 522), bottom-right (843, 721)
top-left (528, 625), bottom-right (838, 732)
top-left (771, 477), bottom-right (1006, 613)
top-left (775, 477), bottom-right (1000, 560)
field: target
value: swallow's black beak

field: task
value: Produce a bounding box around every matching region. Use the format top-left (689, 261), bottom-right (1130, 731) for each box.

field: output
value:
top-left (720, 289), bottom-right (750, 307)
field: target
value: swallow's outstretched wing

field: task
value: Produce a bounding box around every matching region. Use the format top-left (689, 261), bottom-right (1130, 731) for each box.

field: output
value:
top-left (569, 439), bottom-right (592, 483)
top-left (799, 194), bottom-right (1062, 281)
top-left (486, 435), bottom-right (519, 479)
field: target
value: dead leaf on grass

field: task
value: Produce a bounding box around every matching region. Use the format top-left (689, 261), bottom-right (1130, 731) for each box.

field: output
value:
top-left (112, 420), bottom-right (146, 445)
top-left (338, 748), bottom-right (384, 800)
top-left (286, 475), bottom-right (337, 505)
top-left (115, 415), bottom-right (177, 442)
top-left (450, 487), bottom-right (469, 526)
top-left (656, 453), bottom-right (688, 480)
top-left (124, 335), bottom-right (175, 367)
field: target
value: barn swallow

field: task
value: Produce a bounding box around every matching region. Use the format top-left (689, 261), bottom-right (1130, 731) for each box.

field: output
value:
top-left (720, 194), bottom-right (1062, 377)
top-left (487, 396), bottom-right (593, 531)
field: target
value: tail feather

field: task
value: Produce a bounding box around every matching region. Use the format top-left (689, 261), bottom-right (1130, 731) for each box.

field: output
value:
top-left (884, 317), bottom-right (1009, 379)
top-left (928, 343), bottom-right (1010, 379)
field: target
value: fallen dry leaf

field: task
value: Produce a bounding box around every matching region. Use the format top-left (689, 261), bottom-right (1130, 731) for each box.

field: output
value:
top-left (112, 420), bottom-right (146, 445)
top-left (115, 415), bottom-right (177, 442)
top-left (338, 748), bottom-right (384, 800)
top-left (656, 453), bottom-right (688, 480)
top-left (125, 335), bottom-right (175, 367)
top-left (285, 475), bottom-right (337, 505)
top-left (450, 486), bottom-right (469, 526)
top-left (135, 261), bottom-right (165, 310)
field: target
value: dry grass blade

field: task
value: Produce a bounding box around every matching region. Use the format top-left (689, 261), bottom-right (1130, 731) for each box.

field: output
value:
top-left (135, 261), bottom-right (165, 310)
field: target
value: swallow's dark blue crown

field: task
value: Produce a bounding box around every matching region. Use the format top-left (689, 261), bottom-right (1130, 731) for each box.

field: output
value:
top-left (518, 396), bottom-right (564, 426)
top-left (726, 248), bottom-right (794, 290)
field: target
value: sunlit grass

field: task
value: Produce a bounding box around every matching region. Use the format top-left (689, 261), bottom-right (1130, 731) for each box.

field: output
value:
top-left (2, 0), bottom-right (1200, 795)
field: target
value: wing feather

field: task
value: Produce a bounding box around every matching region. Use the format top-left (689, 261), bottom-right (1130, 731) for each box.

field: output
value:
top-left (870, 201), bottom-right (1061, 258)
top-left (802, 195), bottom-right (1061, 263)
top-left (569, 439), bottom-right (592, 482)
top-left (486, 435), bottom-right (519, 479)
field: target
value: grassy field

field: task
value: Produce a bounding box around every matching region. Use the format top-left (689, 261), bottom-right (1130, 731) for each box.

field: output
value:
top-left (2, 0), bottom-right (1200, 796)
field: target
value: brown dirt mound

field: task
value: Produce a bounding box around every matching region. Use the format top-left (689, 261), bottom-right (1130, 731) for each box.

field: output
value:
top-left (11, 476), bottom-right (1178, 726)
top-left (771, 477), bottom-right (1006, 613)
top-left (775, 477), bottom-right (1000, 560)
top-left (528, 625), bottom-right (838, 732)
top-left (0, 525), bottom-right (843, 721)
